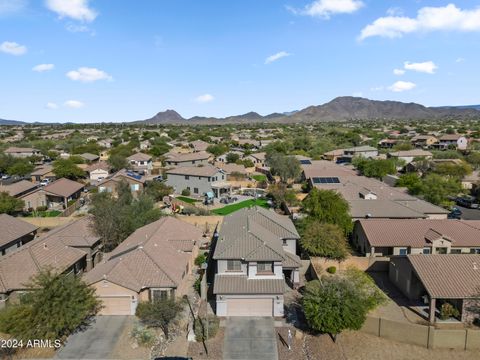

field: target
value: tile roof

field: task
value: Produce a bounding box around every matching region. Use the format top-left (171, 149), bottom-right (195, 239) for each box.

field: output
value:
top-left (127, 152), bottom-right (152, 162)
top-left (0, 214), bottom-right (38, 248)
top-left (349, 200), bottom-right (426, 219)
top-left (4, 147), bottom-right (39, 153)
top-left (35, 216), bottom-right (100, 248)
top-left (406, 254), bottom-right (480, 298)
top-left (213, 206), bottom-right (300, 267)
top-left (166, 165), bottom-right (223, 177)
top-left (0, 180), bottom-right (38, 197)
top-left (213, 275), bottom-right (285, 294)
top-left (30, 165), bottom-right (54, 176)
top-left (165, 151), bottom-right (210, 162)
top-left (84, 217), bottom-right (204, 292)
top-left (357, 219), bottom-right (480, 248)
top-left (191, 140), bottom-right (210, 152)
top-left (43, 178), bottom-right (84, 198)
top-left (389, 150), bottom-right (433, 157)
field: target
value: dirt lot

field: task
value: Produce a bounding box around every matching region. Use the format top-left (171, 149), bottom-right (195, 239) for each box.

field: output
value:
top-left (187, 327), bottom-right (224, 360)
top-left (109, 317), bottom-right (151, 360)
top-left (277, 328), bottom-right (479, 360)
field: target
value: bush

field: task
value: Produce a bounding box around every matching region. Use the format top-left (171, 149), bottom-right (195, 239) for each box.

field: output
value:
top-left (194, 253), bottom-right (207, 267)
top-left (36, 205), bottom-right (48, 212)
top-left (440, 302), bottom-right (460, 320)
top-left (130, 323), bottom-right (156, 346)
top-left (194, 315), bottom-right (219, 342)
top-left (181, 188), bottom-right (191, 196)
top-left (326, 266), bottom-right (336, 274)
top-left (193, 277), bottom-right (202, 295)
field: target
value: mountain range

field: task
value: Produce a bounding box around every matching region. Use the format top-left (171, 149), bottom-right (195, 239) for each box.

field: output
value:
top-left (2, 97), bottom-right (480, 125)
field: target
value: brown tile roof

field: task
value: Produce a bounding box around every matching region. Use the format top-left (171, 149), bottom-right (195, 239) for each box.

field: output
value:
top-left (213, 275), bottom-right (285, 294)
top-left (4, 147), bottom-right (39, 154)
top-left (214, 162), bottom-right (247, 174)
top-left (84, 217), bottom-right (204, 292)
top-left (35, 216), bottom-right (100, 248)
top-left (0, 214), bottom-right (38, 248)
top-left (166, 165), bottom-right (223, 177)
top-left (30, 165), bottom-right (54, 176)
top-left (0, 223), bottom-right (88, 293)
top-left (165, 151), bottom-right (211, 162)
top-left (439, 134), bottom-right (464, 141)
top-left (127, 152), bottom-right (152, 162)
top-left (86, 161), bottom-right (110, 172)
top-left (0, 180), bottom-right (38, 197)
top-left (357, 219), bottom-right (480, 248)
top-left (213, 206), bottom-right (300, 267)
top-left (389, 150), bottom-right (433, 157)
top-left (43, 178), bottom-right (84, 197)
top-left (191, 140), bottom-right (210, 152)
top-left (406, 254), bottom-right (480, 298)
top-left (80, 153), bottom-right (100, 161)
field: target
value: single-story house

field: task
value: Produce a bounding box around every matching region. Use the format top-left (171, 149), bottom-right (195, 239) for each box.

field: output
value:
top-left (411, 135), bottom-right (438, 148)
top-left (30, 165), bottom-right (55, 183)
top-left (353, 219), bottom-right (480, 257)
top-left (80, 153), bottom-right (100, 163)
top-left (213, 206), bottom-right (301, 317)
top-left (190, 140), bottom-right (210, 152)
top-left (0, 214), bottom-right (38, 256)
top-left (389, 254), bottom-right (480, 324)
top-left (0, 180), bottom-right (38, 199)
top-left (3, 147), bottom-right (42, 158)
top-left (378, 139), bottom-right (398, 148)
top-left (42, 178), bottom-right (85, 209)
top-left (323, 149), bottom-right (345, 162)
top-left (86, 162), bottom-right (110, 182)
top-left (388, 150), bottom-right (433, 164)
top-left (166, 165), bottom-right (227, 198)
top-left (97, 169), bottom-right (146, 195)
top-left (85, 216), bottom-right (204, 315)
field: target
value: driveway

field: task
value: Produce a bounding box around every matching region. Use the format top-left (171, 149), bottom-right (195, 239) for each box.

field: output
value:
top-left (457, 205), bottom-right (480, 220)
top-left (55, 316), bottom-right (129, 359)
top-left (223, 317), bottom-right (278, 360)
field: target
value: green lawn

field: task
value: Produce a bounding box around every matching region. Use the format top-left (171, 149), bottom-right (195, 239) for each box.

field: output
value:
top-left (212, 198), bottom-right (269, 216)
top-left (26, 210), bottom-right (62, 218)
top-left (177, 196), bottom-right (199, 204)
top-left (251, 174), bottom-right (267, 182)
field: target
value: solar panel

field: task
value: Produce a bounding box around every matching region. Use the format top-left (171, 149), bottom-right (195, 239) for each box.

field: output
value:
top-left (300, 160), bottom-right (312, 165)
top-left (312, 177), bottom-right (340, 184)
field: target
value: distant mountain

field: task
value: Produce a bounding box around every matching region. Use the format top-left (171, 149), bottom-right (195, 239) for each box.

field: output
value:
top-left (441, 104), bottom-right (480, 111)
top-left (137, 96), bottom-right (480, 125)
top-left (0, 118), bottom-right (26, 125)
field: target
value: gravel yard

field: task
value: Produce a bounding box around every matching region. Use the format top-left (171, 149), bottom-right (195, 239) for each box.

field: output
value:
top-left (187, 327), bottom-right (224, 359)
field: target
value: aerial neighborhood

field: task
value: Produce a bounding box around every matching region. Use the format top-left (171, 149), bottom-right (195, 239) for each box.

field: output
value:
top-left (1, 115), bottom-right (480, 360)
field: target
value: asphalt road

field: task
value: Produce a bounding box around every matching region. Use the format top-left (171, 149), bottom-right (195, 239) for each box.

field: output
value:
top-left (456, 205), bottom-right (480, 220)
top-left (55, 316), bottom-right (129, 359)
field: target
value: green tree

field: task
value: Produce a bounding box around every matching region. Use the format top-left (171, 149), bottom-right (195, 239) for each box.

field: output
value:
top-left (396, 173), bottom-right (423, 195)
top-left (226, 152), bottom-right (240, 164)
top-left (353, 158), bottom-right (397, 179)
top-left (108, 154), bottom-right (128, 171)
top-left (267, 183), bottom-right (299, 208)
top-left (0, 192), bottom-right (25, 214)
top-left (302, 188), bottom-right (353, 234)
top-left (433, 161), bottom-right (472, 179)
top-left (0, 269), bottom-right (100, 342)
top-left (144, 181), bottom-right (173, 201)
top-left (136, 298), bottom-right (183, 339)
top-left (52, 159), bottom-right (85, 180)
top-left (300, 222), bottom-right (349, 260)
top-left (466, 152), bottom-right (480, 170)
top-left (206, 144), bottom-right (228, 157)
top-left (266, 152), bottom-right (301, 183)
top-left (421, 174), bottom-right (463, 207)
top-left (7, 160), bottom-right (34, 177)
top-left (302, 269), bottom-right (385, 341)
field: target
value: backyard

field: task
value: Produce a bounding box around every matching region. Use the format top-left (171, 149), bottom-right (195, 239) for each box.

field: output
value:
top-left (25, 210), bottom-right (62, 217)
top-left (176, 196), bottom-right (200, 204)
top-left (212, 198), bottom-right (269, 215)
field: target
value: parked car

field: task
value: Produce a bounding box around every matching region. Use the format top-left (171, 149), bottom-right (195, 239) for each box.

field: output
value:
top-left (456, 196), bottom-right (479, 209)
top-left (448, 207), bottom-right (462, 219)
top-left (152, 175), bottom-right (164, 182)
top-left (40, 179), bottom-right (50, 186)
top-left (1, 174), bottom-right (10, 180)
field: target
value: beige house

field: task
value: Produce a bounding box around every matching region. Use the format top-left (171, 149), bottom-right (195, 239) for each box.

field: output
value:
top-left (353, 219), bottom-right (480, 257)
top-left (85, 216), bottom-right (205, 315)
top-left (164, 151), bottom-right (211, 168)
top-left (389, 254), bottom-right (480, 324)
top-left (3, 147), bottom-right (42, 158)
top-left (388, 150), bottom-right (433, 164)
top-left (127, 152), bottom-right (153, 175)
top-left (411, 135), bottom-right (438, 148)
top-left (213, 206), bottom-right (301, 317)
top-left (30, 165), bottom-right (55, 183)
top-left (97, 169), bottom-right (146, 195)
top-left (86, 162), bottom-right (110, 182)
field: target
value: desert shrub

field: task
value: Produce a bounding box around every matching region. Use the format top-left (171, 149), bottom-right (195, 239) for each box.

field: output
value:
top-left (194, 315), bottom-right (219, 341)
top-left (326, 266), bottom-right (337, 274)
top-left (130, 323), bottom-right (156, 346)
top-left (440, 302), bottom-right (460, 320)
top-left (181, 188), bottom-right (191, 196)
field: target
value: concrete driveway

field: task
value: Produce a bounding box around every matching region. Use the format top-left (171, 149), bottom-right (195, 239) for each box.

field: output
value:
top-left (55, 316), bottom-right (129, 359)
top-left (223, 317), bottom-right (278, 360)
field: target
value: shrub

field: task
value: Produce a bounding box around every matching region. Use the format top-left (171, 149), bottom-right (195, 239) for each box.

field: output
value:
top-left (440, 302), bottom-right (460, 320)
top-left (130, 323), bottom-right (156, 347)
top-left (194, 253), bottom-right (207, 267)
top-left (36, 205), bottom-right (48, 212)
top-left (181, 188), bottom-right (191, 196)
top-left (326, 266), bottom-right (336, 274)
top-left (194, 315), bottom-right (219, 342)
top-left (193, 277), bottom-right (202, 295)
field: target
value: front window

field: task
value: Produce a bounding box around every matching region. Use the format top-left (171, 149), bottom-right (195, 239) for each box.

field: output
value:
top-left (227, 260), bottom-right (241, 271)
top-left (151, 289), bottom-right (169, 302)
top-left (194, 187), bottom-right (199, 194)
top-left (422, 248), bottom-right (431, 254)
top-left (282, 239), bottom-right (287, 246)
top-left (257, 261), bottom-right (273, 273)
top-left (399, 248), bottom-right (408, 255)
top-left (185, 175), bottom-right (190, 180)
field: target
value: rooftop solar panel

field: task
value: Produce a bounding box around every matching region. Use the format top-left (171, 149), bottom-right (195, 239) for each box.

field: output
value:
top-left (312, 177), bottom-right (340, 184)
top-left (300, 160), bottom-right (312, 165)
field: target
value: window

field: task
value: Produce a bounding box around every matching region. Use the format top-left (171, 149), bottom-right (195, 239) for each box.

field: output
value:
top-left (185, 175), bottom-right (190, 180)
top-left (194, 187), bottom-right (199, 194)
top-left (151, 289), bottom-right (169, 302)
top-left (450, 249), bottom-right (462, 254)
top-left (398, 248), bottom-right (408, 255)
top-left (198, 177), bottom-right (202, 180)
top-left (222, 175), bottom-right (225, 180)
top-left (422, 248), bottom-right (431, 254)
top-left (208, 177), bottom-right (211, 182)
top-left (470, 249), bottom-right (480, 254)
top-left (131, 184), bottom-right (140, 191)
top-left (257, 262), bottom-right (273, 273)
top-left (192, 160), bottom-right (196, 164)
top-left (282, 239), bottom-right (287, 246)
top-left (227, 260), bottom-right (241, 271)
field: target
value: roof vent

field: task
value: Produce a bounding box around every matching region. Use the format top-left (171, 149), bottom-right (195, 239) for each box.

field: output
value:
top-left (474, 262), bottom-right (478, 271)
top-left (43, 243), bottom-right (47, 249)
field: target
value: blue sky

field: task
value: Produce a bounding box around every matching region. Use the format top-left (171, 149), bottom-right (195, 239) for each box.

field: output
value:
top-left (1, 0), bottom-right (480, 123)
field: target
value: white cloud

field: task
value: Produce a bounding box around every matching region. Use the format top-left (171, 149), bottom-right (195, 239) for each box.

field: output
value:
top-left (66, 67), bottom-right (112, 82)
top-left (46, 102), bottom-right (59, 109)
top-left (455, 57), bottom-right (465, 63)
top-left (388, 81), bottom-right (416, 92)
top-left (265, 51), bottom-right (291, 64)
top-left (33, 63), bottom-right (55, 72)
top-left (289, 0), bottom-right (364, 19)
top-left (0, 0), bottom-right (27, 15)
top-left (195, 94), bottom-right (214, 104)
top-left (404, 61), bottom-right (438, 74)
top-left (393, 68), bottom-right (405, 75)
top-left (0, 41), bottom-right (27, 55)
top-left (386, 7), bottom-right (403, 17)
top-left (64, 100), bottom-right (84, 108)
top-left (370, 86), bottom-right (384, 92)
top-left (360, 4), bottom-right (480, 40)
top-left (45, 0), bottom-right (97, 22)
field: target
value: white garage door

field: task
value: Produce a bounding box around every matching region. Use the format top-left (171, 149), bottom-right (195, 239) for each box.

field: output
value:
top-left (99, 296), bottom-right (133, 315)
top-left (226, 298), bottom-right (273, 316)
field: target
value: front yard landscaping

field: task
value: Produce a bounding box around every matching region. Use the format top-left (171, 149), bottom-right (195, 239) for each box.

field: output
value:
top-left (176, 196), bottom-right (200, 204)
top-left (212, 198), bottom-right (269, 215)
top-left (251, 174), bottom-right (267, 182)
top-left (25, 210), bottom-right (62, 217)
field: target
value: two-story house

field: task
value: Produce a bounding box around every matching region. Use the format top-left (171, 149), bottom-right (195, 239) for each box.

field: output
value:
top-left (212, 206), bottom-right (301, 317)
top-left (127, 152), bottom-right (153, 175)
top-left (164, 151), bottom-right (211, 168)
top-left (0, 214), bottom-right (38, 256)
top-left (166, 165), bottom-right (227, 198)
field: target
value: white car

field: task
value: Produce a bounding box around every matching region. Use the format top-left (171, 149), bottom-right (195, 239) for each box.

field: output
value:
top-left (40, 179), bottom-right (50, 186)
